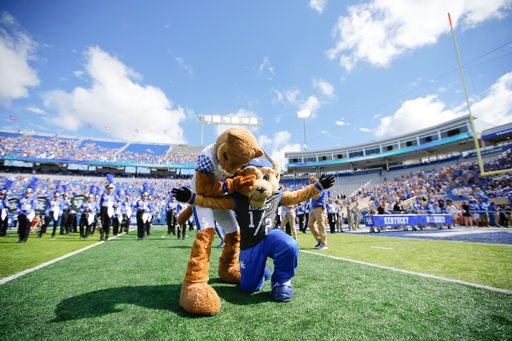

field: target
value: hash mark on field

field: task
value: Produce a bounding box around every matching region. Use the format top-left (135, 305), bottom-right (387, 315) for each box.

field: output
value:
top-left (370, 246), bottom-right (393, 250)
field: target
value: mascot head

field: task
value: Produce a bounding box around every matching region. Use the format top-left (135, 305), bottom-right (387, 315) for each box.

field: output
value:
top-left (236, 158), bottom-right (280, 208)
top-left (214, 127), bottom-right (264, 177)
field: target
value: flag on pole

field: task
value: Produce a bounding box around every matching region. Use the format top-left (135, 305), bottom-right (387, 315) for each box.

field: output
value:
top-left (105, 126), bottom-right (110, 131)
top-left (135, 129), bottom-right (139, 133)
top-left (149, 129), bottom-right (153, 134)
top-left (9, 116), bottom-right (17, 121)
top-left (88, 124), bottom-right (93, 128)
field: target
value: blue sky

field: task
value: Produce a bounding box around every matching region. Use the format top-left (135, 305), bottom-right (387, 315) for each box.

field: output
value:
top-left (1, 0), bottom-right (512, 168)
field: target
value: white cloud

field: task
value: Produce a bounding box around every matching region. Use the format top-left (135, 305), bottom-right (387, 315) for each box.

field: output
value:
top-left (175, 56), bottom-right (194, 77)
top-left (299, 95), bottom-right (322, 117)
top-left (285, 88), bottom-right (300, 104)
top-left (0, 11), bottom-right (40, 107)
top-left (326, 0), bottom-right (511, 71)
top-left (309, 0), bottom-right (328, 14)
top-left (258, 135), bottom-right (273, 149)
top-left (260, 131), bottom-right (301, 172)
top-left (470, 71), bottom-right (512, 125)
top-left (313, 78), bottom-right (335, 98)
top-left (375, 94), bottom-right (462, 137)
top-left (360, 127), bottom-right (371, 132)
top-left (272, 87), bottom-right (325, 117)
top-left (258, 56), bottom-right (274, 77)
top-left (42, 46), bottom-right (187, 143)
top-left (271, 89), bottom-right (284, 105)
top-left (26, 106), bottom-right (46, 115)
top-left (73, 70), bottom-right (84, 79)
top-left (375, 71), bottom-right (512, 137)
top-left (336, 120), bottom-right (347, 126)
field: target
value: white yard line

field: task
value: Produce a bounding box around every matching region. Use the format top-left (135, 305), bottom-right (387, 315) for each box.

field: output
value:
top-left (370, 246), bottom-right (394, 250)
top-left (0, 228), bottom-right (136, 285)
top-left (300, 250), bottom-right (512, 295)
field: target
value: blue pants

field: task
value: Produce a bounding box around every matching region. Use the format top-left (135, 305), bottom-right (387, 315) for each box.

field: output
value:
top-left (239, 228), bottom-right (299, 293)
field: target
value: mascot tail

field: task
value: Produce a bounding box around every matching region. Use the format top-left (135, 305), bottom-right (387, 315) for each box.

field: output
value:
top-left (177, 206), bottom-right (193, 226)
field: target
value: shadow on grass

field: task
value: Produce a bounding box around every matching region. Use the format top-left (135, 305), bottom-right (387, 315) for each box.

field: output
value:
top-left (52, 285), bottom-right (184, 322)
top-left (53, 281), bottom-right (274, 322)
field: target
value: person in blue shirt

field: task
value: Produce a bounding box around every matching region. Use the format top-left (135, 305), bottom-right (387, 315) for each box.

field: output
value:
top-left (296, 203), bottom-right (306, 233)
top-left (425, 201), bottom-right (435, 215)
top-left (304, 200), bottom-right (311, 232)
top-left (488, 201), bottom-right (499, 226)
top-left (17, 178), bottom-right (39, 243)
top-left (469, 199), bottom-right (480, 227)
top-left (326, 198), bottom-right (338, 234)
top-left (478, 199), bottom-right (490, 227)
top-left (307, 176), bottom-right (328, 250)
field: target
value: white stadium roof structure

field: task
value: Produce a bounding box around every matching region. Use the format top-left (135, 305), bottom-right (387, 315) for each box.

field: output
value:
top-left (284, 115), bottom-right (509, 175)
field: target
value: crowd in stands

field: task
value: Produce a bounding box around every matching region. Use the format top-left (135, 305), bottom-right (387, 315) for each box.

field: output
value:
top-left (0, 134), bottom-right (198, 165)
top-left (279, 149), bottom-right (512, 227)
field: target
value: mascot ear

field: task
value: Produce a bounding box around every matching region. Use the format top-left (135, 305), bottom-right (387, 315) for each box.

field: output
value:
top-left (273, 160), bottom-right (280, 183)
top-left (227, 129), bottom-right (264, 158)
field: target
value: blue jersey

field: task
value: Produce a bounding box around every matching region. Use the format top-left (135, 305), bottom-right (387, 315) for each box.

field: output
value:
top-left (311, 190), bottom-right (326, 208)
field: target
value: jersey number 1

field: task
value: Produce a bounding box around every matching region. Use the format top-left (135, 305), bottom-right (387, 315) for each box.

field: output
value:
top-left (248, 211), bottom-right (272, 236)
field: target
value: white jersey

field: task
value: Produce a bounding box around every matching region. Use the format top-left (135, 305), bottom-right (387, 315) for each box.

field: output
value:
top-left (190, 143), bottom-right (229, 191)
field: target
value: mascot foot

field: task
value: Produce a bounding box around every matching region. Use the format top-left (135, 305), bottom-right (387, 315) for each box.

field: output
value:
top-left (218, 261), bottom-right (240, 284)
top-left (180, 280), bottom-right (221, 316)
top-left (218, 231), bottom-right (241, 284)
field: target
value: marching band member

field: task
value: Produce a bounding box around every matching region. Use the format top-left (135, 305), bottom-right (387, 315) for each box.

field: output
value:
top-left (17, 177), bottom-right (39, 243)
top-left (0, 180), bottom-right (13, 237)
top-left (99, 174), bottom-right (117, 241)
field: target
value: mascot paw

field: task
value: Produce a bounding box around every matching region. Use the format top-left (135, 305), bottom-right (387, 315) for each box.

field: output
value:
top-left (179, 280), bottom-right (221, 316)
top-left (218, 261), bottom-right (241, 284)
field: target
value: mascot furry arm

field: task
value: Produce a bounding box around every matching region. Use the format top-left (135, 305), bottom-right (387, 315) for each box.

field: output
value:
top-left (174, 167), bottom-right (334, 212)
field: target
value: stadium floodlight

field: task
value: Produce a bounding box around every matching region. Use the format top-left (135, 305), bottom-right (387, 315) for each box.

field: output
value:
top-left (297, 109), bottom-right (311, 118)
top-left (198, 114), bottom-right (263, 145)
top-left (297, 109), bottom-right (311, 151)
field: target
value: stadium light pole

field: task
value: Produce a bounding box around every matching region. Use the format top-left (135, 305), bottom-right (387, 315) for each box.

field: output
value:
top-left (297, 109), bottom-right (310, 151)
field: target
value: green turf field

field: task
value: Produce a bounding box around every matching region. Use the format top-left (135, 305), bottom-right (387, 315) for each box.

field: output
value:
top-left (0, 227), bottom-right (511, 340)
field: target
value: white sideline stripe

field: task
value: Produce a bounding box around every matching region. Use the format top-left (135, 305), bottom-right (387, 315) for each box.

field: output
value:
top-left (370, 246), bottom-right (393, 250)
top-left (300, 250), bottom-right (512, 295)
top-left (0, 228), bottom-right (135, 285)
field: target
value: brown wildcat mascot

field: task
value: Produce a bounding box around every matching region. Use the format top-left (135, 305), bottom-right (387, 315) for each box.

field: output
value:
top-left (173, 158), bottom-right (335, 315)
top-left (178, 128), bottom-right (263, 316)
